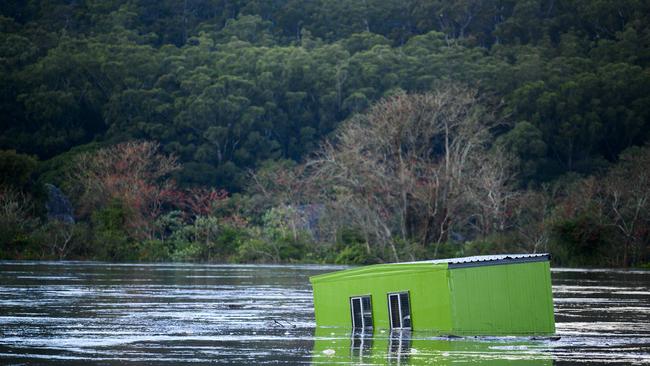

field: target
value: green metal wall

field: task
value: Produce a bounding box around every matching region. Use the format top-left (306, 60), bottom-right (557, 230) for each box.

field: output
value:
top-left (448, 261), bottom-right (555, 335)
top-left (311, 259), bottom-right (555, 335)
top-left (311, 263), bottom-right (453, 332)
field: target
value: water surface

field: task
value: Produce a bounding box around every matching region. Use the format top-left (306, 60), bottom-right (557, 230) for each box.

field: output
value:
top-left (0, 262), bottom-right (648, 365)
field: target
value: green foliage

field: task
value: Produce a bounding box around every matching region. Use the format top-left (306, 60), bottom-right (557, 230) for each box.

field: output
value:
top-left (331, 228), bottom-right (375, 265)
top-left (334, 245), bottom-right (372, 265)
top-left (170, 242), bottom-right (202, 262)
top-left (461, 235), bottom-right (531, 257)
top-left (216, 225), bottom-right (249, 259)
top-left (0, 186), bottom-right (37, 255)
top-left (496, 122), bottom-right (547, 183)
top-left (235, 235), bottom-right (274, 263)
top-left (169, 216), bottom-right (247, 262)
top-left (0, 150), bottom-right (38, 190)
top-left (135, 240), bottom-right (173, 262)
top-left (1, 0), bottom-right (647, 192)
top-left (90, 199), bottom-right (135, 261)
top-left (1, 0), bottom-right (649, 266)
top-left (233, 207), bottom-right (310, 263)
top-left (35, 142), bottom-right (101, 194)
top-left (550, 213), bottom-right (615, 267)
top-left (423, 242), bottom-right (464, 261)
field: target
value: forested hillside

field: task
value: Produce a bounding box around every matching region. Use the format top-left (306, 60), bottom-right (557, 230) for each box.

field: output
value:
top-left (1, 0), bottom-right (649, 267)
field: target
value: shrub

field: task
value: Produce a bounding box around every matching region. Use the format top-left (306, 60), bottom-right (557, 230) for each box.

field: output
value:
top-left (550, 213), bottom-right (615, 267)
top-left (0, 186), bottom-right (39, 257)
top-left (334, 244), bottom-right (375, 264)
top-left (170, 241), bottom-right (201, 262)
top-left (136, 240), bottom-right (172, 262)
top-left (90, 199), bottom-right (136, 261)
top-left (235, 237), bottom-right (275, 262)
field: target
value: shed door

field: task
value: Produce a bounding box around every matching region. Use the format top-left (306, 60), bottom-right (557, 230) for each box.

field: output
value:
top-left (387, 292), bottom-right (411, 329)
top-left (350, 296), bottom-right (373, 329)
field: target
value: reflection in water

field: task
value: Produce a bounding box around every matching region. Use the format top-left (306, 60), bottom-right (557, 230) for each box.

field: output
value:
top-left (350, 328), bottom-right (373, 361)
top-left (312, 327), bottom-right (553, 365)
top-left (387, 329), bottom-right (411, 365)
top-left (0, 262), bottom-right (648, 364)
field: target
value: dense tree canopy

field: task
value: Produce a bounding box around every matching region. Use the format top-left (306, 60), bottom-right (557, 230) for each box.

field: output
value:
top-left (1, 0), bottom-right (649, 266)
top-left (1, 0), bottom-right (649, 190)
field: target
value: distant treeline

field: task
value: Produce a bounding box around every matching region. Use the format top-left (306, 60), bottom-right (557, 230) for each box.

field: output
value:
top-left (0, 0), bottom-right (649, 267)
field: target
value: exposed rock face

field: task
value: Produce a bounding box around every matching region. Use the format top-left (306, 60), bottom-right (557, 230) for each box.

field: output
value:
top-left (45, 184), bottom-right (74, 224)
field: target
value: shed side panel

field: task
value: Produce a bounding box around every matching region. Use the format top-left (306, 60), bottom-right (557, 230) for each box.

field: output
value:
top-left (448, 261), bottom-right (555, 336)
top-left (311, 265), bottom-right (452, 332)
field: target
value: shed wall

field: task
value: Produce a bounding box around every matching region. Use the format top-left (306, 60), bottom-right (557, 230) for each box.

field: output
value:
top-left (311, 264), bottom-right (452, 331)
top-left (448, 261), bottom-right (555, 335)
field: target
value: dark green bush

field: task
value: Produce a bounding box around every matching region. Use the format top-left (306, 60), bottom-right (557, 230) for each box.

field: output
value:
top-left (90, 200), bottom-right (135, 261)
top-left (136, 240), bottom-right (173, 262)
top-left (334, 244), bottom-right (376, 265)
top-left (550, 214), bottom-right (615, 267)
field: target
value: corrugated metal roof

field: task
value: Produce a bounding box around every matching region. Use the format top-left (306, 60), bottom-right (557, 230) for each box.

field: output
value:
top-left (310, 253), bottom-right (551, 283)
top-left (395, 253), bottom-right (550, 268)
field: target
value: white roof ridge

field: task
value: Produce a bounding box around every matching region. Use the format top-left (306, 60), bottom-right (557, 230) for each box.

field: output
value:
top-left (393, 253), bottom-right (550, 265)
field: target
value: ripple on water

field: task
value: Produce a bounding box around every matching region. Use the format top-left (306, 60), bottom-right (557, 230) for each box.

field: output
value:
top-left (0, 263), bottom-right (648, 365)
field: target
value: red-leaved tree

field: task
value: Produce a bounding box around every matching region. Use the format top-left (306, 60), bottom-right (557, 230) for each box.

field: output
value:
top-left (70, 141), bottom-right (180, 240)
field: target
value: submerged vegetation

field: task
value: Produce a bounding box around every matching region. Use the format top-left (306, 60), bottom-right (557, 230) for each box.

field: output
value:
top-left (1, 0), bottom-right (649, 267)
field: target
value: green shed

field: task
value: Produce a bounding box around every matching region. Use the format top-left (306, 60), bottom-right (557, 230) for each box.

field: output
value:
top-left (310, 254), bottom-right (555, 336)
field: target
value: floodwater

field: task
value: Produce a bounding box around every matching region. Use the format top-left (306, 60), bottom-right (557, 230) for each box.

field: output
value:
top-left (0, 262), bottom-right (648, 365)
